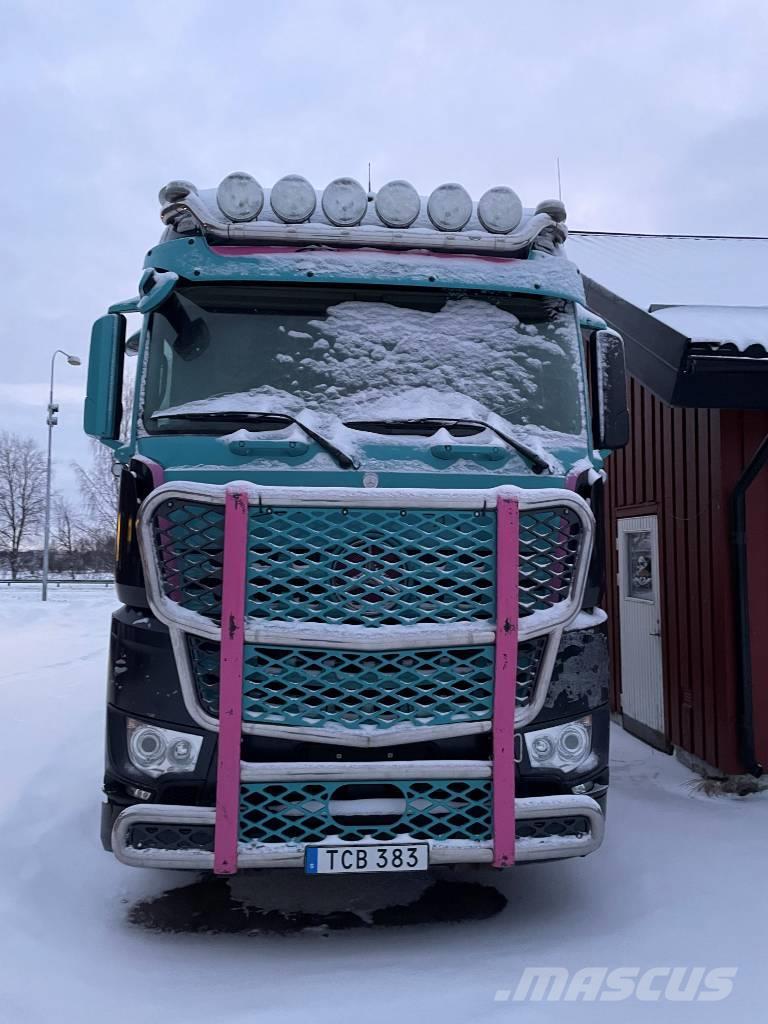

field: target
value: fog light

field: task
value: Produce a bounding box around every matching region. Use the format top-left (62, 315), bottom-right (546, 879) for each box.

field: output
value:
top-left (126, 720), bottom-right (203, 778)
top-left (524, 717), bottom-right (595, 774)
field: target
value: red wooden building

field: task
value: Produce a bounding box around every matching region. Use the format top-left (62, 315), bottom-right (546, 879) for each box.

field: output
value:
top-left (569, 232), bottom-right (768, 777)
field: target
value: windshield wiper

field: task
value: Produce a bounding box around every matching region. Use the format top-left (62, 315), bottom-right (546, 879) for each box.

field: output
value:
top-left (346, 417), bottom-right (551, 474)
top-left (157, 410), bottom-right (359, 470)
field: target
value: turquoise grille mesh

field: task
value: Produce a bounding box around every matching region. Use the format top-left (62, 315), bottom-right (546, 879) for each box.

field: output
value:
top-left (152, 500), bottom-right (224, 620)
top-left (188, 635), bottom-right (546, 729)
top-left (151, 499), bottom-right (582, 625)
top-left (239, 779), bottom-right (493, 844)
top-left (245, 506), bottom-right (495, 626)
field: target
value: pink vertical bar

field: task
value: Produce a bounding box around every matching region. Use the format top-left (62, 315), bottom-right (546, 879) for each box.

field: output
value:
top-left (493, 497), bottom-right (520, 867)
top-left (213, 487), bottom-right (249, 875)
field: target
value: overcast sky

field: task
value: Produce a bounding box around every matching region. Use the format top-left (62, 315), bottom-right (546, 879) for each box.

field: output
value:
top-left (2, 0), bottom-right (767, 501)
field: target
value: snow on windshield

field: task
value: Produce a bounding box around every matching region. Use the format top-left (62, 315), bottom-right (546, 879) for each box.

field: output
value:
top-left (149, 295), bottom-right (584, 439)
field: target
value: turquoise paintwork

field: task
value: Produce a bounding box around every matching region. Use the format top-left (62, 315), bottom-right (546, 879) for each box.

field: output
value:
top-left (84, 314), bottom-right (125, 449)
top-left (143, 236), bottom-right (586, 303)
top-left (96, 235), bottom-right (602, 483)
top-left (135, 431), bottom-right (587, 481)
top-left (136, 268), bottom-right (179, 313)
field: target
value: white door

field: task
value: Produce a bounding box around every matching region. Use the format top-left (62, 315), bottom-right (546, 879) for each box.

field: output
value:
top-left (617, 515), bottom-right (665, 738)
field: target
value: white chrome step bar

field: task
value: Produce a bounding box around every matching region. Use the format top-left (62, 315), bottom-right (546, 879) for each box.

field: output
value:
top-left (112, 794), bottom-right (604, 871)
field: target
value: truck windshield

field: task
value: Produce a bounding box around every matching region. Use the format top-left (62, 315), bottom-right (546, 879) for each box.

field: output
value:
top-left (142, 284), bottom-right (585, 439)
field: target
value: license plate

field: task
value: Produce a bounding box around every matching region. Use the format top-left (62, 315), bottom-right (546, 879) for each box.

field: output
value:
top-left (305, 843), bottom-right (429, 874)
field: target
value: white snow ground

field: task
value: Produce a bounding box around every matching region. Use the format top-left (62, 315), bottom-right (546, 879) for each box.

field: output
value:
top-left (0, 587), bottom-right (766, 1023)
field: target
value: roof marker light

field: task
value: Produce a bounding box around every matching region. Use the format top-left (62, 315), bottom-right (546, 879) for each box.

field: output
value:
top-left (427, 183), bottom-right (472, 232)
top-left (216, 171), bottom-right (264, 222)
top-left (270, 174), bottom-right (317, 223)
top-left (535, 198), bottom-right (567, 223)
top-left (374, 179), bottom-right (421, 228)
top-left (321, 177), bottom-right (368, 226)
top-left (477, 185), bottom-right (523, 234)
top-left (158, 180), bottom-right (197, 205)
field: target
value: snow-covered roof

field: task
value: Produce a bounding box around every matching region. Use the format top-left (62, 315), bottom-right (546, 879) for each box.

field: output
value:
top-left (651, 305), bottom-right (768, 355)
top-left (567, 232), bottom-right (768, 354)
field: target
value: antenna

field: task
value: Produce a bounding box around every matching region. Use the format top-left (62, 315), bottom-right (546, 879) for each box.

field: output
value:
top-left (556, 157), bottom-right (562, 202)
top-left (368, 162), bottom-right (373, 195)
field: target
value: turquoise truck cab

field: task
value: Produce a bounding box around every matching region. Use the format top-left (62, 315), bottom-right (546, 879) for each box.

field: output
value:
top-left (86, 172), bottom-right (628, 875)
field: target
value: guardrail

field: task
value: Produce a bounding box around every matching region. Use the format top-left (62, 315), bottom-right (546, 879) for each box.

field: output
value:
top-left (0, 579), bottom-right (114, 587)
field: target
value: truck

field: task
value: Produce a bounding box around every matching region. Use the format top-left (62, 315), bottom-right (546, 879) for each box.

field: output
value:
top-left (85, 170), bottom-right (629, 876)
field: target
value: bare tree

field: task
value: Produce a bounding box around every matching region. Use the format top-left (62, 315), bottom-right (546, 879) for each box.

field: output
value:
top-left (0, 432), bottom-right (47, 579)
top-left (73, 440), bottom-right (120, 534)
top-left (53, 497), bottom-right (83, 579)
top-left (72, 365), bottom-right (134, 537)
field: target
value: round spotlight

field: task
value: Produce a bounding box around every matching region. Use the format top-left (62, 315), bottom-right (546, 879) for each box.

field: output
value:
top-left (374, 179), bottom-right (421, 228)
top-left (158, 180), bottom-right (197, 205)
top-left (216, 171), bottom-right (264, 222)
top-left (535, 198), bottom-right (567, 223)
top-left (427, 183), bottom-right (473, 232)
top-left (477, 185), bottom-right (523, 234)
top-left (321, 177), bottom-right (368, 226)
top-left (270, 174), bottom-right (317, 223)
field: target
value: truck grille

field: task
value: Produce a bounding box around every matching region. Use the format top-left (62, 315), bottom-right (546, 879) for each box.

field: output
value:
top-left (188, 634), bottom-right (547, 731)
top-left (151, 499), bottom-right (582, 626)
top-left (239, 779), bottom-right (493, 844)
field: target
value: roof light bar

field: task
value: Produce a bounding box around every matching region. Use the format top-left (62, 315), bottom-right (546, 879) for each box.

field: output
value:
top-left (216, 172), bottom-right (264, 222)
top-left (158, 171), bottom-right (569, 258)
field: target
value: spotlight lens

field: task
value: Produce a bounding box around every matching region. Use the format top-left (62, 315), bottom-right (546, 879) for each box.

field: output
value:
top-left (477, 185), bottom-right (523, 234)
top-left (321, 177), bottom-right (368, 226)
top-left (374, 179), bottom-right (421, 228)
top-left (216, 171), bottom-right (264, 222)
top-left (270, 174), bottom-right (317, 223)
top-left (427, 183), bottom-right (473, 232)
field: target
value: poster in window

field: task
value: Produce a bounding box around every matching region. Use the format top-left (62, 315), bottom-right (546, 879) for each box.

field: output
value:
top-left (627, 530), bottom-right (654, 601)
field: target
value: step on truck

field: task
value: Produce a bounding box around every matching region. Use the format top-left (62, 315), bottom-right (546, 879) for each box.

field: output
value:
top-left (85, 171), bottom-right (629, 875)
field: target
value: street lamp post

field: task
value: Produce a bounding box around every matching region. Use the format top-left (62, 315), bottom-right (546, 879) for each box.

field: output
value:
top-left (42, 349), bottom-right (81, 601)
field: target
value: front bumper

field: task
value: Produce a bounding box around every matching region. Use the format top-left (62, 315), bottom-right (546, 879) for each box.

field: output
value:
top-left (112, 793), bottom-right (605, 870)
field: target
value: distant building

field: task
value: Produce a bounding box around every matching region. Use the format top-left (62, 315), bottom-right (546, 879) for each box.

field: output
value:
top-left (569, 232), bottom-right (768, 778)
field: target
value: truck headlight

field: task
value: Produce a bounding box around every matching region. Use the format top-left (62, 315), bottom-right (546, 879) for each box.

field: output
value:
top-left (524, 717), bottom-right (595, 773)
top-left (126, 719), bottom-right (203, 778)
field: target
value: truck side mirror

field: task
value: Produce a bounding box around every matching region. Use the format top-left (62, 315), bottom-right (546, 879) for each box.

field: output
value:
top-left (84, 313), bottom-right (126, 448)
top-left (591, 329), bottom-right (629, 450)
